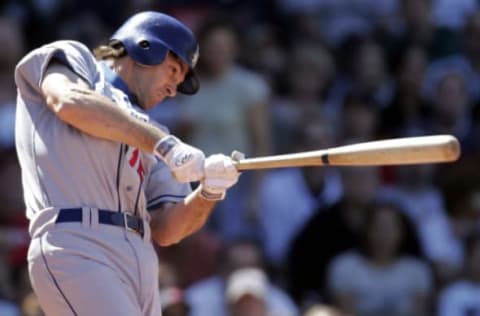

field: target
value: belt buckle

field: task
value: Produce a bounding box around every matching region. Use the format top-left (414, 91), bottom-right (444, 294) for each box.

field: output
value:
top-left (123, 212), bottom-right (136, 234)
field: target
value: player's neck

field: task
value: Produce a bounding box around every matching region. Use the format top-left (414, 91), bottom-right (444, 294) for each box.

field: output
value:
top-left (110, 58), bottom-right (137, 95)
top-left (110, 58), bottom-right (130, 82)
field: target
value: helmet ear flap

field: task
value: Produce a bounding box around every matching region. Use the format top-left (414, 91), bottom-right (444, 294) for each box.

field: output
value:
top-left (178, 69), bottom-right (199, 95)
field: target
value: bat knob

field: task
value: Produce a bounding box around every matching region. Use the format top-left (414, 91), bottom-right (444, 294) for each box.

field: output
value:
top-left (231, 150), bottom-right (245, 161)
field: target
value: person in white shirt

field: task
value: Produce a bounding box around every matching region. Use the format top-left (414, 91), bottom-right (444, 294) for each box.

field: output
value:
top-left (437, 231), bottom-right (480, 316)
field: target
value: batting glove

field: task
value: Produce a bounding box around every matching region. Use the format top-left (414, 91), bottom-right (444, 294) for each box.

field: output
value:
top-left (200, 154), bottom-right (240, 201)
top-left (154, 135), bottom-right (205, 183)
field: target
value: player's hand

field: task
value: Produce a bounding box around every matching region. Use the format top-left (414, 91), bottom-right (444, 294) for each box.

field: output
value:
top-left (200, 154), bottom-right (240, 201)
top-left (154, 135), bottom-right (205, 183)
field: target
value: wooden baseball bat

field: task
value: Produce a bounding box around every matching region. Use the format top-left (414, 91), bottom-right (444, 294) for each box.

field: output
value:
top-left (233, 135), bottom-right (460, 171)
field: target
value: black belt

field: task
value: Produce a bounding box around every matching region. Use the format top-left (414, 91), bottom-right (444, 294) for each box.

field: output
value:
top-left (56, 208), bottom-right (144, 237)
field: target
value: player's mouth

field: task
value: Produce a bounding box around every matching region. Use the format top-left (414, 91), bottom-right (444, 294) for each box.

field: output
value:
top-left (164, 82), bottom-right (177, 97)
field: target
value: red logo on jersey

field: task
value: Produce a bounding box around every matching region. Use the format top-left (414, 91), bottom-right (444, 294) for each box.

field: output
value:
top-left (129, 148), bottom-right (145, 183)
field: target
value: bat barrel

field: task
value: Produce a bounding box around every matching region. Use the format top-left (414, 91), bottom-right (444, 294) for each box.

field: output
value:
top-left (326, 134), bottom-right (460, 166)
top-left (233, 135), bottom-right (461, 171)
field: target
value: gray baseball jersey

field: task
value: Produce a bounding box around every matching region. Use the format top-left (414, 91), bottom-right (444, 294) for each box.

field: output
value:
top-left (15, 40), bottom-right (191, 315)
top-left (16, 40), bottom-right (191, 220)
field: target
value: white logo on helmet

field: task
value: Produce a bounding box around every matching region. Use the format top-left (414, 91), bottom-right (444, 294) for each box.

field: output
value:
top-left (191, 45), bottom-right (199, 68)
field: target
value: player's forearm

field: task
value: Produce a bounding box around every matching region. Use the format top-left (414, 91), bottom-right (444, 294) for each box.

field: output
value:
top-left (149, 187), bottom-right (216, 246)
top-left (46, 85), bottom-right (167, 153)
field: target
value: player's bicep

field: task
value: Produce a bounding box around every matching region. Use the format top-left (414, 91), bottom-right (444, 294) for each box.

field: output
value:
top-left (40, 62), bottom-right (91, 113)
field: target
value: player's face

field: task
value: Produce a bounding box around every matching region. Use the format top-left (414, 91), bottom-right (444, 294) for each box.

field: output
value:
top-left (133, 52), bottom-right (188, 109)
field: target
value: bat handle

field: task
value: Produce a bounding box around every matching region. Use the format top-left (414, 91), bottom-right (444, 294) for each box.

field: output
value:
top-left (231, 150), bottom-right (246, 161)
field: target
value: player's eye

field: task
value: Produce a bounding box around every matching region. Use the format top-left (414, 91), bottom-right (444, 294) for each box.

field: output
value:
top-left (170, 65), bottom-right (178, 75)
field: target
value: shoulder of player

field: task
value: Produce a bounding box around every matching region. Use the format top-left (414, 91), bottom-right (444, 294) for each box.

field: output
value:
top-left (16, 39), bottom-right (97, 75)
top-left (43, 40), bottom-right (91, 52)
top-left (19, 40), bottom-right (92, 61)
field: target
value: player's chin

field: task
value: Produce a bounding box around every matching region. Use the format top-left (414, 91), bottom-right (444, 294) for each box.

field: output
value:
top-left (145, 96), bottom-right (165, 109)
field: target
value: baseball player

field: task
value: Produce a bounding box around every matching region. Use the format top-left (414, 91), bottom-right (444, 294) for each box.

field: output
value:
top-left (14, 11), bottom-right (240, 315)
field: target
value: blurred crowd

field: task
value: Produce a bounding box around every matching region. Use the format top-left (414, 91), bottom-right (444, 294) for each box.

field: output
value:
top-left (1, 0), bottom-right (480, 315)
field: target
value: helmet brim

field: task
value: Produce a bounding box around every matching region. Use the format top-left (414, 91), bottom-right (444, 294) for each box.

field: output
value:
top-left (178, 68), bottom-right (199, 95)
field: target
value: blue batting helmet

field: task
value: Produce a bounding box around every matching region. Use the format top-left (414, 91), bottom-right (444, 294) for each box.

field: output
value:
top-left (111, 11), bottom-right (200, 95)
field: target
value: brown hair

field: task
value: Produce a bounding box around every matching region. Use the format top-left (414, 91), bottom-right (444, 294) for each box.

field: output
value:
top-left (93, 40), bottom-right (127, 61)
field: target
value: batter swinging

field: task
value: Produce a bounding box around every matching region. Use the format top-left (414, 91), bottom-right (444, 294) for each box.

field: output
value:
top-left (14, 11), bottom-right (239, 315)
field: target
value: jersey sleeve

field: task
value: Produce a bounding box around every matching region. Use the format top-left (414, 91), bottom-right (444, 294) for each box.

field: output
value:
top-left (14, 40), bottom-right (98, 102)
top-left (144, 159), bottom-right (192, 211)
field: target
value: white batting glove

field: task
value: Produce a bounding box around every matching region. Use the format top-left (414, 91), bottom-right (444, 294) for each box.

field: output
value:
top-left (154, 135), bottom-right (205, 183)
top-left (200, 154), bottom-right (240, 201)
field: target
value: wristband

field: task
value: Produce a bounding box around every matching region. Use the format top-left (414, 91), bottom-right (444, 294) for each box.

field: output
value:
top-left (153, 135), bottom-right (179, 158)
top-left (199, 188), bottom-right (226, 201)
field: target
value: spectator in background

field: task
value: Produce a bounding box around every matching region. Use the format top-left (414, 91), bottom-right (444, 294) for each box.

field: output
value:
top-left (0, 15), bottom-right (26, 219)
top-left (20, 292), bottom-right (43, 316)
top-left (329, 38), bottom-right (394, 116)
top-left (463, 101), bottom-right (480, 155)
top-left (159, 286), bottom-right (190, 316)
top-left (380, 0), bottom-right (435, 61)
top-left (185, 238), bottom-right (298, 316)
top-left (0, 262), bottom-right (19, 315)
top-left (13, 266), bottom-right (36, 309)
top-left (381, 164), bottom-right (463, 285)
top-left (156, 260), bottom-right (191, 316)
top-left (439, 158), bottom-right (480, 283)
top-left (0, 16), bottom-right (24, 151)
top-left (258, 117), bottom-right (342, 274)
top-left (303, 304), bottom-right (351, 316)
top-left (0, 15), bottom-right (26, 238)
top-left (437, 231), bottom-right (480, 316)
top-left (156, 226), bottom-right (222, 288)
top-left (339, 92), bottom-right (380, 143)
top-left (349, 39), bottom-right (394, 108)
top-left (402, 0), bottom-right (434, 46)
top-left (240, 23), bottom-right (287, 89)
top-left (287, 166), bottom-right (380, 306)
top-left (176, 16), bottom-right (271, 157)
top-left (449, 188), bottom-right (480, 260)
top-left (271, 42), bottom-right (335, 154)
top-left (432, 0), bottom-right (478, 31)
top-left (0, 15), bottom-right (29, 315)
top-left (275, 0), bottom-right (327, 15)
top-left (423, 11), bottom-right (480, 103)
top-left (0, 230), bottom-right (19, 316)
top-left (225, 268), bottom-right (269, 316)
top-left (277, 0), bottom-right (398, 48)
top-left (326, 201), bottom-right (432, 316)
top-left (426, 71), bottom-right (472, 143)
top-left (320, 0), bottom-right (399, 48)
top-left (57, 11), bottom-right (110, 49)
top-left (380, 45), bottom-right (430, 138)
top-left (175, 16), bottom-right (272, 241)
